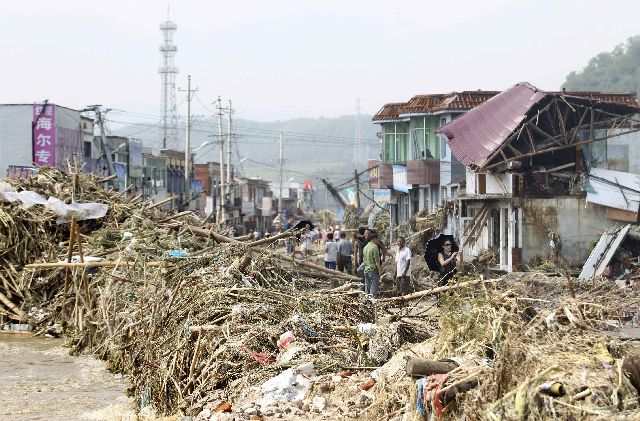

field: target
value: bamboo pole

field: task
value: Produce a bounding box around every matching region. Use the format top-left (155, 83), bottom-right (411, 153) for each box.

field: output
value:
top-left (382, 278), bottom-right (499, 303)
top-left (24, 261), bottom-right (169, 269)
top-left (246, 230), bottom-right (295, 247)
top-left (146, 196), bottom-right (177, 210)
top-left (0, 291), bottom-right (27, 320)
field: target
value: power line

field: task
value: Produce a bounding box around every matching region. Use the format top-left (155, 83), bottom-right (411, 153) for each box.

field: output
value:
top-left (106, 108), bottom-right (380, 143)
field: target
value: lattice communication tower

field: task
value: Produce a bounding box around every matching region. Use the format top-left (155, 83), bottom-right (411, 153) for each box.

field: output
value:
top-left (159, 15), bottom-right (179, 150)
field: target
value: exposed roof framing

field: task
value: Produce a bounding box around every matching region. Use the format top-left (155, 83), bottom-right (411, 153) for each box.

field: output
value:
top-left (437, 83), bottom-right (640, 171)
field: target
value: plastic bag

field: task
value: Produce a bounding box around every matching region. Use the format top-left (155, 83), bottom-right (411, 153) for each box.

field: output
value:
top-left (46, 197), bottom-right (109, 224)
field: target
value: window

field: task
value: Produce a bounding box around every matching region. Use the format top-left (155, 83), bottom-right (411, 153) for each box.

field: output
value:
top-left (83, 141), bottom-right (92, 159)
top-left (383, 123), bottom-right (409, 162)
top-left (411, 117), bottom-right (436, 159)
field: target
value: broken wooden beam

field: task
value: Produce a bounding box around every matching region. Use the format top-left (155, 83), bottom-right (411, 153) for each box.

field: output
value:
top-left (0, 291), bottom-right (27, 320)
top-left (24, 261), bottom-right (169, 269)
top-left (382, 278), bottom-right (499, 303)
top-left (185, 225), bottom-right (361, 281)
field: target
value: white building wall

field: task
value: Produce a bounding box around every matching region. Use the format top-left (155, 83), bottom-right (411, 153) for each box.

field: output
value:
top-left (0, 105), bottom-right (34, 175)
top-left (465, 168), bottom-right (476, 194)
top-left (485, 173), bottom-right (511, 195)
top-left (521, 197), bottom-right (621, 266)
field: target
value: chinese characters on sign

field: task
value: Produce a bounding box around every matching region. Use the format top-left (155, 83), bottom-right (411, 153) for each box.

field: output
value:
top-left (33, 104), bottom-right (56, 167)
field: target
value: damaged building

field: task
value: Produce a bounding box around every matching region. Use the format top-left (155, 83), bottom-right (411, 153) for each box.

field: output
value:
top-left (437, 82), bottom-right (640, 271)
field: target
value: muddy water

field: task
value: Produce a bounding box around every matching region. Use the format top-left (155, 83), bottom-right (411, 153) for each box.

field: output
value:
top-left (0, 334), bottom-right (137, 421)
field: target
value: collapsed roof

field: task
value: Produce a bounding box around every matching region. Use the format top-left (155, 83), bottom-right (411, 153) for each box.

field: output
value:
top-left (436, 82), bottom-right (640, 170)
top-left (372, 91), bottom-right (500, 122)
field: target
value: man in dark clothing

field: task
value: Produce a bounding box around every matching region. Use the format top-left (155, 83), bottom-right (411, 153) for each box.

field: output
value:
top-left (337, 231), bottom-right (353, 274)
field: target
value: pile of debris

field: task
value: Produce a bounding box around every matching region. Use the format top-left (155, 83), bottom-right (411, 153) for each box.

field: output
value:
top-left (2, 169), bottom-right (640, 421)
top-left (390, 205), bottom-right (449, 254)
top-left (0, 168), bottom-right (139, 324)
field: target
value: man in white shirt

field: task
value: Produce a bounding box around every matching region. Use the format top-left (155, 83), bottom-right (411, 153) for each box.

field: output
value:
top-left (395, 236), bottom-right (412, 296)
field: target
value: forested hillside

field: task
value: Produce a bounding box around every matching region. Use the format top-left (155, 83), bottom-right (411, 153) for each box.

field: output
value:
top-left (563, 36), bottom-right (640, 93)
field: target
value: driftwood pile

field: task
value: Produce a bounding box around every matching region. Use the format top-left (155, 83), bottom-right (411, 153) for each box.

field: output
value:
top-left (0, 169), bottom-right (139, 323)
top-left (365, 274), bottom-right (640, 420)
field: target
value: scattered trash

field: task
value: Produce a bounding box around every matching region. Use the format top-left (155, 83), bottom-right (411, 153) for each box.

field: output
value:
top-left (258, 363), bottom-right (317, 407)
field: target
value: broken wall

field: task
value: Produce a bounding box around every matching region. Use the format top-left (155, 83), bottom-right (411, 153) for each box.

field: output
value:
top-left (522, 197), bottom-right (620, 266)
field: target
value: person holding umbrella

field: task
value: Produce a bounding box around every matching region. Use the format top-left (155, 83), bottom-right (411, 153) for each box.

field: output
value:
top-left (438, 240), bottom-right (461, 286)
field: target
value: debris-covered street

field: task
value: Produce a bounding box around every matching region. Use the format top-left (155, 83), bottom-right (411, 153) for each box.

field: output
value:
top-left (1, 169), bottom-right (640, 420)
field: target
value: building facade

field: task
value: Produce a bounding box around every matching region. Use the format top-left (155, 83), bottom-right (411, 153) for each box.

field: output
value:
top-left (0, 103), bottom-right (93, 176)
top-left (371, 92), bottom-right (498, 234)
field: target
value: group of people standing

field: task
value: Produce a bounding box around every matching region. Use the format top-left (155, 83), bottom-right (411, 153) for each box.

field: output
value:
top-left (321, 227), bottom-right (413, 300)
top-left (282, 216), bottom-right (462, 300)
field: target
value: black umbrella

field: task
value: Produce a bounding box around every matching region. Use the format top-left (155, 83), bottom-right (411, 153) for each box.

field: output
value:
top-left (423, 234), bottom-right (459, 272)
top-left (292, 220), bottom-right (314, 230)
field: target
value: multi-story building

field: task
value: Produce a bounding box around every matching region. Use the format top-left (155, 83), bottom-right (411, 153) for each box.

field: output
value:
top-left (237, 176), bottom-right (273, 233)
top-left (371, 91), bottom-right (498, 233)
top-left (160, 149), bottom-right (186, 203)
top-left (193, 161), bottom-right (232, 218)
top-left (0, 103), bottom-right (94, 176)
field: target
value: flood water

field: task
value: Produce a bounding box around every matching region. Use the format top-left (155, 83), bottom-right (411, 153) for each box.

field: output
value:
top-left (0, 333), bottom-right (137, 421)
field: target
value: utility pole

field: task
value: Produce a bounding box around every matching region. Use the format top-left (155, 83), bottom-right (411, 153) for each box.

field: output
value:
top-left (178, 75), bottom-right (197, 208)
top-left (226, 100), bottom-right (233, 205)
top-left (354, 169), bottom-right (361, 209)
top-left (84, 105), bottom-right (115, 187)
top-left (216, 97), bottom-right (226, 223)
top-left (278, 131), bottom-right (284, 219)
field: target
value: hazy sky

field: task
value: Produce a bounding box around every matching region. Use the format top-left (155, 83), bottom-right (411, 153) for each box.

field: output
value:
top-left (1, 0), bottom-right (639, 122)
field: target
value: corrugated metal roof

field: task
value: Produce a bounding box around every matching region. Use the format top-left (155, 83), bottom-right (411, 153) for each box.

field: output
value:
top-left (437, 82), bottom-right (546, 167)
top-left (437, 83), bottom-right (640, 168)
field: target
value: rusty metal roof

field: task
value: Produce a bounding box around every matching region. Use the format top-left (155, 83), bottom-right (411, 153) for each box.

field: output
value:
top-left (401, 91), bottom-right (500, 115)
top-left (372, 91), bottom-right (499, 122)
top-left (437, 83), bottom-right (639, 168)
top-left (371, 102), bottom-right (406, 122)
top-left (437, 83), bottom-right (545, 167)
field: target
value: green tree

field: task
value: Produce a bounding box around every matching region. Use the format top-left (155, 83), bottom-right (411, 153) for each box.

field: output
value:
top-left (563, 36), bottom-right (640, 93)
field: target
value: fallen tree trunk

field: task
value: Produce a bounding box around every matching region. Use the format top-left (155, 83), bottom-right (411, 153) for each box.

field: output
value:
top-left (406, 357), bottom-right (458, 377)
top-left (382, 278), bottom-right (499, 303)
